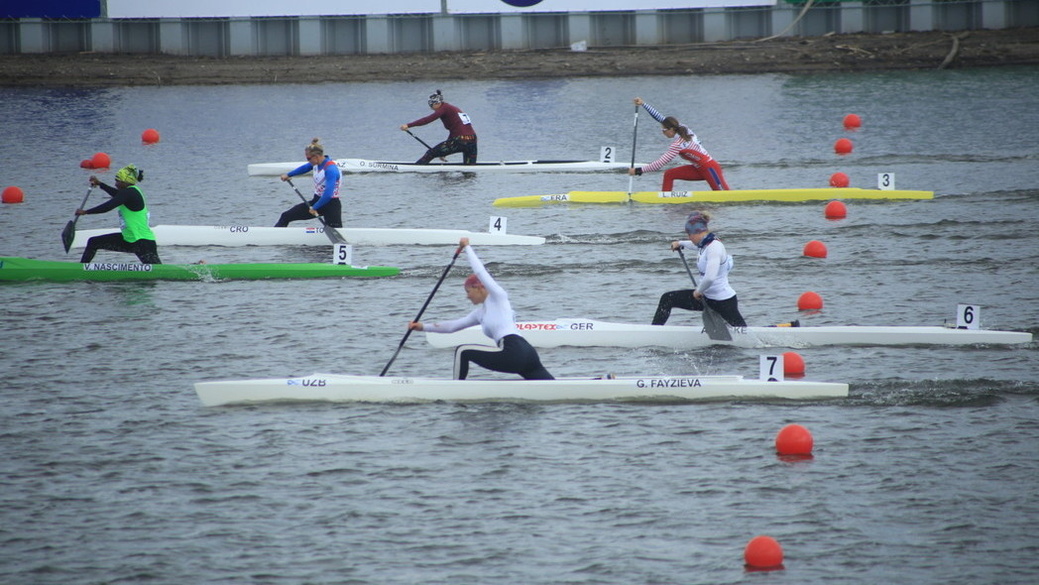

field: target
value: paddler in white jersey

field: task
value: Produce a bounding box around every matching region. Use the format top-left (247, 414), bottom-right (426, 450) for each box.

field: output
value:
top-left (408, 237), bottom-right (554, 380)
top-left (652, 211), bottom-right (748, 328)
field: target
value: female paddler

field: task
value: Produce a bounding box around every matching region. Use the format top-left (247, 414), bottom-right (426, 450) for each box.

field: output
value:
top-left (408, 238), bottom-right (554, 380)
top-left (276, 138), bottom-right (342, 227)
top-left (628, 97), bottom-right (730, 192)
top-left (652, 211), bottom-right (747, 328)
top-left (77, 164), bottom-right (161, 264)
top-left (399, 89), bottom-right (478, 165)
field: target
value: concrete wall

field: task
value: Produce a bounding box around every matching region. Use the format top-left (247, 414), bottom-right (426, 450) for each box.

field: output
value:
top-left (0, 0), bottom-right (1031, 56)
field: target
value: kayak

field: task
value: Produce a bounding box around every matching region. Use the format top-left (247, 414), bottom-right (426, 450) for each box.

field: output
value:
top-left (193, 372), bottom-right (849, 406)
top-left (493, 187), bottom-right (935, 207)
top-left (248, 158), bottom-right (639, 176)
top-left (424, 319), bottom-right (1032, 349)
top-left (71, 225), bottom-right (545, 248)
top-left (0, 257), bottom-right (399, 282)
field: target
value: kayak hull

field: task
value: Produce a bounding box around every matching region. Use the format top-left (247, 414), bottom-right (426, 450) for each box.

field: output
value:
top-left (70, 225), bottom-right (545, 248)
top-left (493, 188), bottom-right (935, 207)
top-left (0, 257), bottom-right (399, 282)
top-left (424, 319), bottom-right (1032, 348)
top-left (194, 373), bottom-right (849, 406)
top-left (248, 159), bottom-right (637, 176)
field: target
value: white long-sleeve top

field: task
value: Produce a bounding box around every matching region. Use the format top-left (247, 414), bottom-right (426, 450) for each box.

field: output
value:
top-left (420, 245), bottom-right (520, 343)
top-left (678, 238), bottom-right (736, 301)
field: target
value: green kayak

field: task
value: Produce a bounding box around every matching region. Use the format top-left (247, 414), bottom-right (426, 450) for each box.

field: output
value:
top-left (0, 257), bottom-right (399, 282)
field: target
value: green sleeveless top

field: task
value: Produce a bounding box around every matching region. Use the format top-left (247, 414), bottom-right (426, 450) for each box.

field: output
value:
top-left (119, 185), bottom-right (156, 243)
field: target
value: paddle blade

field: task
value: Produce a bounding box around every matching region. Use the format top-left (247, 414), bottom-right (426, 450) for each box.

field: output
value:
top-left (701, 306), bottom-right (733, 341)
top-left (61, 219), bottom-right (77, 253)
top-left (324, 225), bottom-right (348, 245)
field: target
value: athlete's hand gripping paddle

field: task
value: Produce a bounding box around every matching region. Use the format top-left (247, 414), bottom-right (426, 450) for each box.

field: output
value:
top-left (677, 247), bottom-right (732, 341)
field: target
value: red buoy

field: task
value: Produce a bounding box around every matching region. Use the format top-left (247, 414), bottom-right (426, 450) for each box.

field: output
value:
top-left (80, 159), bottom-right (95, 169)
top-left (782, 351), bottom-right (805, 377)
top-left (843, 113), bottom-right (862, 130)
top-left (834, 138), bottom-right (853, 155)
top-left (798, 291), bottom-right (823, 310)
top-left (2, 185), bottom-right (25, 204)
top-left (803, 240), bottom-right (827, 258)
top-left (744, 535), bottom-right (785, 570)
top-left (142, 128), bottom-right (160, 144)
top-left (775, 423), bottom-right (813, 455)
top-left (824, 200), bottom-right (847, 219)
top-left (91, 152), bottom-right (111, 168)
top-left (829, 172), bottom-right (850, 188)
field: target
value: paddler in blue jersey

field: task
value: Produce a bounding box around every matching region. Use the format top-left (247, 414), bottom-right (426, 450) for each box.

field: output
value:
top-left (76, 164), bottom-right (161, 264)
top-left (408, 237), bottom-right (554, 380)
top-left (276, 137), bottom-right (343, 227)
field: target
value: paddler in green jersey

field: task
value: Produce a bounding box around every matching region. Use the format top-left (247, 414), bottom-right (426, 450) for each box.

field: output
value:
top-left (77, 164), bottom-right (162, 264)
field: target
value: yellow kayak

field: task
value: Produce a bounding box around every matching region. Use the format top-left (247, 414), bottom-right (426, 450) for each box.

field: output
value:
top-left (493, 187), bottom-right (934, 207)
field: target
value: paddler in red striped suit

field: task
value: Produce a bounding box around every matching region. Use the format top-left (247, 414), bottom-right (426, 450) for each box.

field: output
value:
top-left (629, 97), bottom-right (730, 192)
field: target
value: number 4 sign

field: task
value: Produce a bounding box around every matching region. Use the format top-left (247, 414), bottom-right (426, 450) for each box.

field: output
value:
top-left (489, 216), bottom-right (508, 234)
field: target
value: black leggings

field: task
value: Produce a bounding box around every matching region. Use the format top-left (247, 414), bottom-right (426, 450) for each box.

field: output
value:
top-left (453, 334), bottom-right (554, 380)
top-left (275, 195), bottom-right (342, 228)
top-left (80, 233), bottom-right (161, 264)
top-left (418, 137), bottom-right (478, 165)
top-left (652, 289), bottom-right (747, 327)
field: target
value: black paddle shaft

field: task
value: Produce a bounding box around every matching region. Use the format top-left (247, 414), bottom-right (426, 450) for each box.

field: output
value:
top-left (405, 129), bottom-right (434, 150)
top-left (379, 249), bottom-right (462, 377)
top-left (678, 247), bottom-right (732, 341)
top-left (285, 178), bottom-right (347, 245)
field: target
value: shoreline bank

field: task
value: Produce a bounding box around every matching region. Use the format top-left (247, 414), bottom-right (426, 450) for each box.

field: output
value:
top-left (1, 28), bottom-right (1037, 87)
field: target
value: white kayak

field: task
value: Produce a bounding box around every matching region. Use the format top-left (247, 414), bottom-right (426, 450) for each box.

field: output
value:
top-left (194, 373), bottom-right (849, 406)
top-left (424, 319), bottom-right (1033, 349)
top-left (70, 225), bottom-right (544, 247)
top-left (247, 158), bottom-right (638, 176)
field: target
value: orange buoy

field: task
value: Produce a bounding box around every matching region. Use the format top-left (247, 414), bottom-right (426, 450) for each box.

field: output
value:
top-left (775, 423), bottom-right (813, 455)
top-left (2, 186), bottom-right (25, 204)
top-left (843, 113), bottom-right (862, 130)
top-left (80, 159), bottom-right (95, 169)
top-left (834, 138), bottom-right (853, 155)
top-left (782, 351), bottom-right (805, 377)
top-left (798, 291), bottom-right (823, 310)
top-left (824, 200), bottom-right (847, 219)
top-left (803, 240), bottom-right (827, 258)
top-left (829, 172), bottom-right (849, 188)
top-left (142, 128), bottom-right (160, 144)
top-left (91, 152), bottom-right (111, 168)
top-left (744, 535), bottom-right (785, 570)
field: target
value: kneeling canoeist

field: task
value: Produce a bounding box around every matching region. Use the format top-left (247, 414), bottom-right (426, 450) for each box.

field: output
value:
top-left (399, 90), bottom-right (478, 165)
top-left (628, 97), bottom-right (730, 192)
top-left (276, 137), bottom-right (343, 228)
top-left (408, 237), bottom-right (553, 380)
top-left (77, 165), bottom-right (161, 264)
top-left (652, 211), bottom-right (747, 328)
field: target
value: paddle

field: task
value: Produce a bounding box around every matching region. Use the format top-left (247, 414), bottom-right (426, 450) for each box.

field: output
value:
top-left (379, 247), bottom-right (462, 376)
top-left (677, 247), bottom-right (732, 341)
top-left (61, 187), bottom-right (94, 253)
top-left (285, 178), bottom-right (347, 245)
top-left (627, 103), bottom-right (639, 200)
top-left (404, 128), bottom-right (447, 162)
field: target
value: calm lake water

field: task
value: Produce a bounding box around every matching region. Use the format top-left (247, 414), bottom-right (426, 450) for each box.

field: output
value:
top-left (1, 66), bottom-right (1038, 584)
